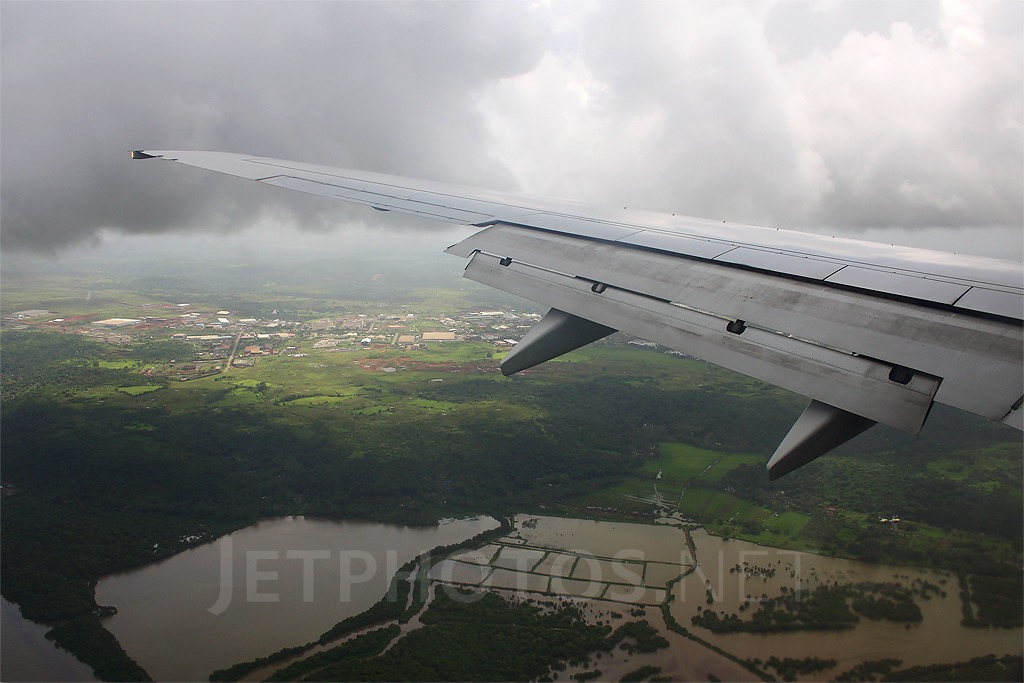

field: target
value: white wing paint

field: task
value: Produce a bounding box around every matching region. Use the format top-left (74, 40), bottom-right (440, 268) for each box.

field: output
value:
top-left (133, 150), bottom-right (1023, 478)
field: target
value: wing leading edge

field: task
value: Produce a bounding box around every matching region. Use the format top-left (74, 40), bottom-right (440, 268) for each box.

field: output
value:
top-left (133, 150), bottom-right (1024, 478)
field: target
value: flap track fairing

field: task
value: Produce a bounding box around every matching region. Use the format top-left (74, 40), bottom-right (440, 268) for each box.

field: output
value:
top-left (767, 400), bottom-right (877, 480)
top-left (500, 308), bottom-right (616, 376)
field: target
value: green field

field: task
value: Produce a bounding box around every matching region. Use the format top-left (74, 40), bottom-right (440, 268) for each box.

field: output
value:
top-left (116, 385), bottom-right (162, 396)
top-left (639, 443), bottom-right (764, 484)
top-left (762, 511), bottom-right (811, 535)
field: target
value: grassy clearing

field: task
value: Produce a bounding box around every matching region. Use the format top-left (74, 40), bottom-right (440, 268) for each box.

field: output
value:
top-left (607, 477), bottom-right (659, 500)
top-left (763, 511), bottom-right (811, 535)
top-left (353, 405), bottom-right (393, 416)
top-left (210, 390), bottom-right (265, 407)
top-left (570, 442), bottom-right (769, 519)
top-left (565, 486), bottom-right (660, 514)
top-left (282, 395), bottom-right (356, 406)
top-left (927, 443), bottom-right (1022, 483)
top-left (568, 476), bottom-right (663, 512)
top-left (407, 342), bottom-right (502, 364)
top-left (99, 360), bottom-right (142, 370)
top-left (679, 488), bottom-right (767, 523)
top-left (641, 443), bottom-right (721, 480)
top-left (221, 378), bottom-right (268, 389)
top-left (639, 443), bottom-right (763, 485)
top-left (115, 385), bottom-right (162, 396)
top-left (702, 453), bottom-right (764, 482)
top-left (405, 398), bottom-right (464, 412)
top-left (454, 400), bottom-right (542, 422)
top-left (926, 459), bottom-right (972, 481)
top-left (68, 386), bottom-right (132, 401)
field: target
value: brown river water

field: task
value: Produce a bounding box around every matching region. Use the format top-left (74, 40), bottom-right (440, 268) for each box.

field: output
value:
top-left (78, 513), bottom-right (1022, 682)
top-left (94, 516), bottom-right (497, 681)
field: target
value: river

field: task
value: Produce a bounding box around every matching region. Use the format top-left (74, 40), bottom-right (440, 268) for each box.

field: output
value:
top-left (94, 515), bottom-right (497, 682)
top-left (0, 598), bottom-right (97, 682)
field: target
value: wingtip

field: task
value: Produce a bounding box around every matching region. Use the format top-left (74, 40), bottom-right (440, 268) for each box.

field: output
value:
top-left (131, 150), bottom-right (159, 160)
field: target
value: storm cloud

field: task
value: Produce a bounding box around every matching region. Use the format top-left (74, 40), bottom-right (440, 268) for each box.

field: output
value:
top-left (2, 1), bottom-right (1021, 255)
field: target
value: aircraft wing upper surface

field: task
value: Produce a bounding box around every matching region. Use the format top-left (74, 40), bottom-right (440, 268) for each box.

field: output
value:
top-left (133, 150), bottom-right (1023, 478)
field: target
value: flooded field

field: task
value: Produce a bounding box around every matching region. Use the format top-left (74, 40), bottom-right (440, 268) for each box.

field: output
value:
top-left (431, 514), bottom-right (1021, 681)
top-left (430, 515), bottom-right (688, 605)
top-left (672, 529), bottom-right (1023, 678)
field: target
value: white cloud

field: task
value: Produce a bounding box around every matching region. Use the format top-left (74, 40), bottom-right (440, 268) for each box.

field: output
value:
top-left (477, 0), bottom-right (1021, 244)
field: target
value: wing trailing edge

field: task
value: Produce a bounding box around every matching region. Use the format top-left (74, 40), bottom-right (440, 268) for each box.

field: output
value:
top-left (133, 150), bottom-right (1024, 477)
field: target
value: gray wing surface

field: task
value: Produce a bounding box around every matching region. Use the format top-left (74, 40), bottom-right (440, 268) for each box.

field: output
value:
top-left (133, 150), bottom-right (1023, 478)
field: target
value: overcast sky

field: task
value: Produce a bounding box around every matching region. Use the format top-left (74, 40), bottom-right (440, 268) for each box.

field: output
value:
top-left (2, 0), bottom-right (1021, 261)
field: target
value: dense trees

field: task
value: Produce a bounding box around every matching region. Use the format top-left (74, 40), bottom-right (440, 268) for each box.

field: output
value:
top-left (265, 626), bottom-right (401, 682)
top-left (691, 581), bottom-right (936, 635)
top-left (960, 574), bottom-right (1024, 628)
top-left (130, 338), bottom-right (194, 362)
top-left (692, 585), bottom-right (859, 633)
top-left (765, 656), bottom-right (837, 682)
top-left (882, 655), bottom-right (1023, 683)
top-left (620, 665), bottom-right (662, 682)
top-left (46, 617), bottom-right (151, 682)
top-left (1, 331), bottom-right (160, 402)
top-left (300, 590), bottom-right (668, 682)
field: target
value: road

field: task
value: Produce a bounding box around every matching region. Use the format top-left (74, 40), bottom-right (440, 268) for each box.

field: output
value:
top-left (223, 330), bottom-right (244, 371)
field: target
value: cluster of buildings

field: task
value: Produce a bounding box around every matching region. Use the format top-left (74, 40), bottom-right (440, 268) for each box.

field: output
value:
top-left (299, 309), bottom-right (543, 351)
top-left (4, 300), bottom-right (546, 358)
top-left (7, 297), bottom-right (686, 381)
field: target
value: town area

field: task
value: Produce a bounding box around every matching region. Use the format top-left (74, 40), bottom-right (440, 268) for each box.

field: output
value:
top-left (3, 304), bottom-right (544, 381)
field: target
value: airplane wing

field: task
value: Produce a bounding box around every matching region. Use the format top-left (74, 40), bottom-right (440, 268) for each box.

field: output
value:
top-left (132, 150), bottom-right (1023, 478)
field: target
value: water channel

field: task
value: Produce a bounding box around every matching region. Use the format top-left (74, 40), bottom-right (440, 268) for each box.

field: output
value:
top-left (94, 515), bottom-right (497, 682)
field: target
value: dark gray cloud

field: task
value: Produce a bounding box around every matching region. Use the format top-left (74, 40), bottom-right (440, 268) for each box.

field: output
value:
top-left (2, 1), bottom-right (1021, 257)
top-left (1, 1), bottom-right (546, 251)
